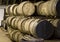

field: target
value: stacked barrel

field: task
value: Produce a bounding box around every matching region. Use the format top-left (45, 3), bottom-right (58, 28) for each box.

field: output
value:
top-left (5, 0), bottom-right (60, 17)
top-left (35, 0), bottom-right (60, 17)
top-left (2, 0), bottom-right (60, 42)
top-left (5, 1), bottom-right (35, 16)
top-left (5, 16), bottom-right (54, 39)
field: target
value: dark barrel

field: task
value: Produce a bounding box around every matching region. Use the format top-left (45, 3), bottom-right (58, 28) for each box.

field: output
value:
top-left (47, 19), bottom-right (60, 38)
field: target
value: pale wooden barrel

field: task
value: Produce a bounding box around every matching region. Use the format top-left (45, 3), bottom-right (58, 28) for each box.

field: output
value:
top-left (24, 18), bottom-right (35, 34)
top-left (11, 16), bottom-right (24, 29)
top-left (6, 16), bottom-right (15, 25)
top-left (6, 16), bottom-right (24, 29)
top-left (7, 26), bottom-right (23, 42)
top-left (13, 6), bottom-right (18, 15)
top-left (5, 4), bottom-right (17, 15)
top-left (14, 16), bottom-right (24, 28)
top-left (34, 1), bottom-right (44, 15)
top-left (5, 5), bottom-right (11, 14)
top-left (17, 1), bottom-right (35, 16)
top-left (9, 4), bottom-right (17, 15)
top-left (17, 18), bottom-right (28, 32)
top-left (21, 18), bottom-right (29, 33)
top-left (37, 0), bottom-right (59, 16)
top-left (11, 17), bottom-right (17, 28)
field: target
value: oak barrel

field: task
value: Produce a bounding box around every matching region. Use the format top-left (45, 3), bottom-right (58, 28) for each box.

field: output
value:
top-left (36, 0), bottom-right (60, 17)
top-left (7, 26), bottom-right (23, 42)
top-left (17, 1), bottom-right (35, 16)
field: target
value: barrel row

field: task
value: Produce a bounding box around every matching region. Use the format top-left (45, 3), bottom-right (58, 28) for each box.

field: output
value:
top-left (5, 0), bottom-right (60, 17)
top-left (35, 0), bottom-right (60, 17)
top-left (5, 1), bottom-right (35, 16)
top-left (6, 16), bottom-right (54, 39)
top-left (7, 26), bottom-right (43, 42)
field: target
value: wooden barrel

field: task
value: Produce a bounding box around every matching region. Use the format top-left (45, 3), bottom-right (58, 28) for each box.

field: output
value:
top-left (30, 19), bottom-right (54, 39)
top-left (34, 1), bottom-right (44, 15)
top-left (9, 4), bottom-right (17, 15)
top-left (47, 19), bottom-right (60, 38)
top-left (21, 18), bottom-right (29, 33)
top-left (5, 5), bottom-right (11, 14)
top-left (24, 18), bottom-right (35, 34)
top-left (14, 16), bottom-right (24, 28)
top-left (29, 19), bottom-right (40, 36)
top-left (11, 17), bottom-right (17, 28)
top-left (7, 26), bottom-right (23, 42)
top-left (17, 1), bottom-right (35, 16)
top-left (5, 4), bottom-right (17, 15)
top-left (6, 16), bottom-right (25, 29)
top-left (18, 18), bottom-right (28, 32)
top-left (11, 16), bottom-right (24, 29)
top-left (6, 16), bottom-right (15, 25)
top-left (37, 0), bottom-right (59, 16)
top-left (17, 18), bottom-right (54, 39)
top-left (13, 6), bottom-right (18, 15)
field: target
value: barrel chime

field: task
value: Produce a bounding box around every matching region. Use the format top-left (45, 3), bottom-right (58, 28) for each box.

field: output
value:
top-left (3, 0), bottom-right (60, 42)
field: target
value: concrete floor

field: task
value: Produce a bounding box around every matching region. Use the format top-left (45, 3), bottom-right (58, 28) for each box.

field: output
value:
top-left (0, 27), bottom-right (12, 42)
top-left (44, 40), bottom-right (60, 42)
